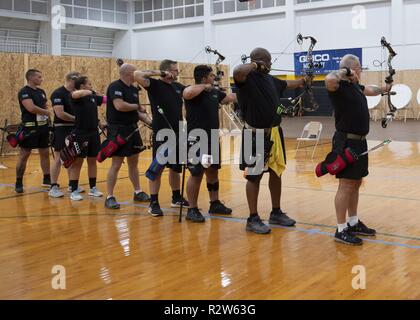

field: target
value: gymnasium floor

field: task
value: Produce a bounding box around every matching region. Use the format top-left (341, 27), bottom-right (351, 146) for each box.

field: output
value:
top-left (1, 120), bottom-right (420, 299)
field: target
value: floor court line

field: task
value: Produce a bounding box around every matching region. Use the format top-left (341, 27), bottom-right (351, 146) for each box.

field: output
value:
top-left (1, 199), bottom-right (420, 249)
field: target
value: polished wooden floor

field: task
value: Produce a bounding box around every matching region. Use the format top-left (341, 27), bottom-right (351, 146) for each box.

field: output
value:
top-left (1, 136), bottom-right (420, 299)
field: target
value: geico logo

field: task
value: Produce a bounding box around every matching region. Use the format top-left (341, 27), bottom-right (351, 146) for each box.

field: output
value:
top-left (299, 54), bottom-right (330, 63)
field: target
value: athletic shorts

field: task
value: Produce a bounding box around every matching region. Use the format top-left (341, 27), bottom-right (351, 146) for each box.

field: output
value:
top-left (333, 131), bottom-right (368, 180)
top-left (52, 126), bottom-right (74, 152)
top-left (19, 124), bottom-right (50, 150)
top-left (107, 124), bottom-right (144, 157)
top-left (73, 129), bottom-right (100, 158)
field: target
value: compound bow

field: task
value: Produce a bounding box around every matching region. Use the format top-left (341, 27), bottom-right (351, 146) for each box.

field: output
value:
top-left (204, 46), bottom-right (226, 91)
top-left (379, 36), bottom-right (397, 128)
top-left (290, 33), bottom-right (321, 114)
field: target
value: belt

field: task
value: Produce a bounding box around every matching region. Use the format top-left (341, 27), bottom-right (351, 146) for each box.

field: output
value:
top-left (346, 133), bottom-right (366, 140)
top-left (54, 123), bottom-right (74, 127)
top-left (23, 121), bottom-right (48, 127)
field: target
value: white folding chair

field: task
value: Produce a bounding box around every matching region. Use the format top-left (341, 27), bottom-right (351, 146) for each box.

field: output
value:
top-left (295, 121), bottom-right (323, 159)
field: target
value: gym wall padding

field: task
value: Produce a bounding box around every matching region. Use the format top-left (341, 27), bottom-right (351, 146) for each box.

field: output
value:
top-left (0, 53), bottom-right (229, 154)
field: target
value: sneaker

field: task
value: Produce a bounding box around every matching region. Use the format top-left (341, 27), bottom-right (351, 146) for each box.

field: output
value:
top-left (148, 201), bottom-right (163, 217)
top-left (186, 208), bottom-right (205, 223)
top-left (15, 182), bottom-right (23, 194)
top-left (246, 215), bottom-right (271, 234)
top-left (68, 186), bottom-right (85, 193)
top-left (347, 220), bottom-right (376, 236)
top-left (42, 177), bottom-right (51, 188)
top-left (208, 200), bottom-right (232, 215)
top-left (269, 210), bottom-right (296, 226)
top-left (133, 191), bottom-right (150, 202)
top-left (105, 196), bottom-right (120, 209)
top-left (171, 196), bottom-right (190, 208)
top-left (70, 190), bottom-right (83, 201)
top-left (48, 185), bottom-right (64, 198)
top-left (334, 228), bottom-right (363, 245)
top-left (88, 187), bottom-right (103, 197)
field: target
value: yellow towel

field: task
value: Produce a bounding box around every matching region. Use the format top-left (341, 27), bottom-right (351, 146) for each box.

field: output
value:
top-left (268, 127), bottom-right (286, 177)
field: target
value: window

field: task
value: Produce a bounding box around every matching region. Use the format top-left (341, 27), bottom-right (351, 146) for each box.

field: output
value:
top-left (133, 0), bottom-right (204, 24)
top-left (58, 0), bottom-right (129, 24)
top-left (212, 0), bottom-right (285, 14)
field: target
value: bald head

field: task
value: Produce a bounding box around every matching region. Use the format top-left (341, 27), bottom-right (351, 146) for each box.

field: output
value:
top-left (250, 48), bottom-right (271, 61)
top-left (339, 54), bottom-right (360, 70)
top-left (120, 63), bottom-right (136, 77)
top-left (250, 47), bottom-right (271, 73)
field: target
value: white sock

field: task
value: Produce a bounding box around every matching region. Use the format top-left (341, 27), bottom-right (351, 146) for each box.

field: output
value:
top-left (348, 216), bottom-right (359, 227)
top-left (134, 190), bottom-right (142, 194)
top-left (106, 195), bottom-right (114, 200)
top-left (338, 223), bottom-right (348, 232)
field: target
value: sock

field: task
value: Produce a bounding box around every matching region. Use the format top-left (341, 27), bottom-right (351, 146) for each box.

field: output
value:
top-left (172, 190), bottom-right (181, 199)
top-left (51, 183), bottom-right (58, 188)
top-left (348, 216), bottom-right (359, 227)
top-left (69, 180), bottom-right (78, 192)
top-left (150, 194), bottom-right (158, 202)
top-left (250, 213), bottom-right (258, 218)
top-left (16, 177), bottom-right (23, 185)
top-left (89, 177), bottom-right (96, 189)
top-left (272, 207), bottom-right (280, 213)
top-left (43, 174), bottom-right (51, 181)
top-left (338, 223), bottom-right (347, 232)
top-left (107, 195), bottom-right (114, 200)
top-left (134, 189), bottom-right (142, 195)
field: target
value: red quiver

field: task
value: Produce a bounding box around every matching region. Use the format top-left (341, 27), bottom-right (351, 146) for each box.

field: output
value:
top-left (315, 148), bottom-right (358, 177)
top-left (96, 135), bottom-right (127, 162)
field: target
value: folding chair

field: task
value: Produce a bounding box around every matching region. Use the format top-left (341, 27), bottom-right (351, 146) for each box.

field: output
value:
top-left (295, 121), bottom-right (323, 159)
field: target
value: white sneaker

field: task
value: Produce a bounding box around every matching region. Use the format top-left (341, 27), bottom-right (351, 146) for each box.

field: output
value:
top-left (70, 190), bottom-right (83, 201)
top-left (48, 185), bottom-right (64, 198)
top-left (88, 187), bottom-right (103, 197)
top-left (68, 186), bottom-right (85, 193)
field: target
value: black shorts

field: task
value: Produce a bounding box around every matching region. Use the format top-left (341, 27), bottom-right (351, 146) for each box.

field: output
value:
top-left (152, 135), bottom-right (183, 173)
top-left (52, 126), bottom-right (74, 151)
top-left (73, 129), bottom-right (100, 158)
top-left (333, 132), bottom-right (368, 180)
top-left (187, 138), bottom-right (221, 177)
top-left (19, 124), bottom-right (50, 149)
top-left (239, 126), bottom-right (286, 181)
top-left (107, 124), bottom-right (143, 157)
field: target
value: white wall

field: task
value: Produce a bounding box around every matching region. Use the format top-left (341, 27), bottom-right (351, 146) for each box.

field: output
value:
top-left (132, 23), bottom-right (205, 62)
top-left (131, 0), bottom-right (420, 75)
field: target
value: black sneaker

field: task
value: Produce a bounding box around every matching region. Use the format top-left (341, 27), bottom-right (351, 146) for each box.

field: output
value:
top-left (148, 201), bottom-right (163, 217)
top-left (15, 181), bottom-right (23, 194)
top-left (347, 220), bottom-right (376, 236)
top-left (171, 196), bottom-right (190, 208)
top-left (334, 228), bottom-right (363, 246)
top-left (186, 208), bottom-right (205, 223)
top-left (105, 196), bottom-right (120, 209)
top-left (246, 215), bottom-right (271, 234)
top-left (269, 210), bottom-right (296, 226)
top-left (133, 191), bottom-right (150, 202)
top-left (208, 200), bottom-right (232, 215)
top-left (42, 177), bottom-right (51, 188)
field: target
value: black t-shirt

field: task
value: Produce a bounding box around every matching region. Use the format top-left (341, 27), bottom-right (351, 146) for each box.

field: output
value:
top-left (51, 86), bottom-right (74, 124)
top-left (71, 93), bottom-right (103, 131)
top-left (146, 78), bottom-right (185, 133)
top-left (328, 81), bottom-right (369, 135)
top-left (18, 86), bottom-right (47, 122)
top-left (185, 89), bottom-right (226, 134)
top-left (106, 79), bottom-right (140, 125)
top-left (234, 71), bottom-right (287, 128)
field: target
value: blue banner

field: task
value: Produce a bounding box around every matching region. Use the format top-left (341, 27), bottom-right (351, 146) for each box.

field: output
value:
top-left (294, 48), bottom-right (362, 75)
